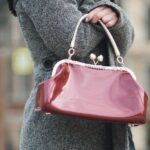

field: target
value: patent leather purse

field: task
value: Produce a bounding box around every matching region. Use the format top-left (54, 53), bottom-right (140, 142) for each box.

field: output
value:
top-left (35, 14), bottom-right (148, 125)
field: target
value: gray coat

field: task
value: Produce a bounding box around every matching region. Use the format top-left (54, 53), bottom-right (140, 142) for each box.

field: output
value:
top-left (13, 0), bottom-right (135, 149)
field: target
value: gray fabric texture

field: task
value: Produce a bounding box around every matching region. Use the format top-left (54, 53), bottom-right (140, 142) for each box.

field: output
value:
top-left (14, 0), bottom-right (135, 149)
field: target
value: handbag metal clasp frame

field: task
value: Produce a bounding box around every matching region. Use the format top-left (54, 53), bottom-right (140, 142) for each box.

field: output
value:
top-left (68, 48), bottom-right (104, 65)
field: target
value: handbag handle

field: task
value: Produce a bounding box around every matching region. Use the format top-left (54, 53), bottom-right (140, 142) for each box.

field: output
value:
top-left (68, 14), bottom-right (124, 65)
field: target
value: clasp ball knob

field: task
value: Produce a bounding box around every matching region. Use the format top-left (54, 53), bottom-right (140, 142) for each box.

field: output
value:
top-left (90, 53), bottom-right (96, 60)
top-left (97, 55), bottom-right (104, 62)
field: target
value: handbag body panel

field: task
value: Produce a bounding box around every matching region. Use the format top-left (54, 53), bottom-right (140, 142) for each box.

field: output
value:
top-left (36, 62), bottom-right (148, 124)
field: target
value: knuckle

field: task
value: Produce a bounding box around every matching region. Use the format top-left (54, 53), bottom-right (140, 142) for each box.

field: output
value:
top-left (92, 14), bottom-right (100, 22)
top-left (97, 13), bottom-right (103, 19)
top-left (95, 14), bottom-right (100, 19)
top-left (102, 15), bottom-right (111, 22)
top-left (88, 13), bottom-right (93, 19)
top-left (102, 17), bottom-right (107, 22)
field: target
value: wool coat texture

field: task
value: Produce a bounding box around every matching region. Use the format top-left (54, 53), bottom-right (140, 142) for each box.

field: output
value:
top-left (13, 0), bottom-right (135, 149)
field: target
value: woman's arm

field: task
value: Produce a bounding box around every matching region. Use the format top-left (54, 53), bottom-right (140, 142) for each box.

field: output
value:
top-left (79, 0), bottom-right (134, 56)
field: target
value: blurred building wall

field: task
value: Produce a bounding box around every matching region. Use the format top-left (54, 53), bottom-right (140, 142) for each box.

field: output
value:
top-left (121, 0), bottom-right (150, 150)
top-left (0, 2), bottom-right (33, 150)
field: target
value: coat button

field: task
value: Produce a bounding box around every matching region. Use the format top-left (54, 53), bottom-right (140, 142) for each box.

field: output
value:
top-left (42, 57), bottom-right (53, 70)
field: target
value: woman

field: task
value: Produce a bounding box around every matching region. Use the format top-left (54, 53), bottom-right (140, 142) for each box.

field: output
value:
top-left (8, 0), bottom-right (135, 149)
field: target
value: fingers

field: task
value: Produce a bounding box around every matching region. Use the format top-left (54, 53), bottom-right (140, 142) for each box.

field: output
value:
top-left (102, 13), bottom-right (118, 27)
top-left (85, 6), bottom-right (118, 28)
top-left (102, 13), bottom-right (117, 24)
top-left (86, 6), bottom-right (106, 22)
top-left (105, 17), bottom-right (118, 28)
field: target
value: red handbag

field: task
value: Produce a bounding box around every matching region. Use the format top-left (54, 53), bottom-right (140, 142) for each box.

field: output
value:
top-left (35, 14), bottom-right (148, 125)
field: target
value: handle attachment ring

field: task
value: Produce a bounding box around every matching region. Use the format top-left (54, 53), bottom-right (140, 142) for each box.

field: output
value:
top-left (68, 48), bottom-right (75, 59)
top-left (117, 56), bottom-right (124, 65)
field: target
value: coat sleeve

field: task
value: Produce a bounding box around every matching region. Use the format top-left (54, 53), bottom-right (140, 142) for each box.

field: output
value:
top-left (19, 0), bottom-right (134, 58)
top-left (79, 0), bottom-right (134, 56)
top-left (18, 0), bottom-right (106, 59)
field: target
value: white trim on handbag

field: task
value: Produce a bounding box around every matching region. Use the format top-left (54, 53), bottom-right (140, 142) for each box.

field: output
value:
top-left (51, 59), bottom-right (136, 80)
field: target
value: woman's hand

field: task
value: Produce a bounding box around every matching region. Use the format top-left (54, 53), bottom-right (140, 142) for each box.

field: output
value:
top-left (85, 5), bottom-right (118, 28)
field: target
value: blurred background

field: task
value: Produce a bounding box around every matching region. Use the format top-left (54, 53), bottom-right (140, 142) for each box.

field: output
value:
top-left (0, 0), bottom-right (150, 150)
